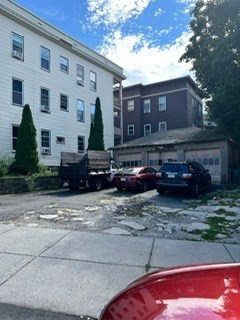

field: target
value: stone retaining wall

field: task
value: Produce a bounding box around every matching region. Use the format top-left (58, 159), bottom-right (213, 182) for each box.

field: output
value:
top-left (0, 176), bottom-right (60, 194)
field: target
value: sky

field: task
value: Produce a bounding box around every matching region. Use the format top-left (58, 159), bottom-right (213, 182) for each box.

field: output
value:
top-left (14, 0), bottom-right (197, 86)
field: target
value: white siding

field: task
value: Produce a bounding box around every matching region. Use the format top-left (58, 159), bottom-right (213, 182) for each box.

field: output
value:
top-left (0, 3), bottom-right (123, 166)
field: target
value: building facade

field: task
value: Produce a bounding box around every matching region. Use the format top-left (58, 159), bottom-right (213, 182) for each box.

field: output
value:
top-left (121, 76), bottom-right (203, 143)
top-left (0, 0), bottom-right (125, 166)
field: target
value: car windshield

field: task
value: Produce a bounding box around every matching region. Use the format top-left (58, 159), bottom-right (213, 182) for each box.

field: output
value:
top-left (162, 164), bottom-right (188, 173)
top-left (119, 167), bottom-right (142, 174)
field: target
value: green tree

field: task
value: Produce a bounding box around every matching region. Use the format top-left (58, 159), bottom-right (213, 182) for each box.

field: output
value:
top-left (180, 0), bottom-right (240, 142)
top-left (87, 97), bottom-right (105, 150)
top-left (11, 104), bottom-right (39, 174)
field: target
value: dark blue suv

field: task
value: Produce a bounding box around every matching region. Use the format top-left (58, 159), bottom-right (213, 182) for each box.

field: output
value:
top-left (156, 161), bottom-right (211, 197)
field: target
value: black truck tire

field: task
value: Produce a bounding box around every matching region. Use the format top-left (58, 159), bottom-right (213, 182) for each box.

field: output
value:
top-left (89, 177), bottom-right (102, 191)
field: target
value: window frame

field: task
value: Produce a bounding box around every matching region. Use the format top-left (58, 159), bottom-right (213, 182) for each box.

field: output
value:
top-left (60, 56), bottom-right (69, 73)
top-left (77, 64), bottom-right (84, 86)
top-left (41, 46), bottom-right (50, 71)
top-left (77, 99), bottom-right (85, 122)
top-left (12, 78), bottom-right (23, 106)
top-left (40, 87), bottom-right (50, 112)
top-left (41, 130), bottom-right (51, 155)
top-left (143, 98), bottom-right (151, 113)
top-left (12, 124), bottom-right (19, 151)
top-left (127, 100), bottom-right (134, 112)
top-left (12, 33), bottom-right (24, 60)
top-left (159, 96), bottom-right (167, 111)
top-left (144, 124), bottom-right (151, 136)
top-left (159, 121), bottom-right (167, 131)
top-left (90, 103), bottom-right (95, 123)
top-left (78, 136), bottom-right (85, 153)
top-left (90, 71), bottom-right (97, 91)
top-left (127, 124), bottom-right (134, 136)
top-left (60, 93), bottom-right (69, 112)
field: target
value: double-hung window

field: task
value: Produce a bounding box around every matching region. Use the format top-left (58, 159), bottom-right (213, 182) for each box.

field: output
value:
top-left (41, 130), bottom-right (51, 155)
top-left (90, 103), bottom-right (95, 122)
top-left (128, 124), bottom-right (134, 136)
top-left (12, 78), bottom-right (23, 106)
top-left (77, 100), bottom-right (85, 122)
top-left (144, 124), bottom-right (151, 136)
top-left (12, 125), bottom-right (19, 151)
top-left (90, 71), bottom-right (97, 91)
top-left (159, 96), bottom-right (166, 111)
top-left (77, 64), bottom-right (84, 86)
top-left (60, 94), bottom-right (68, 111)
top-left (12, 33), bottom-right (24, 60)
top-left (127, 100), bottom-right (134, 111)
top-left (78, 136), bottom-right (85, 153)
top-left (41, 88), bottom-right (50, 112)
top-left (41, 46), bottom-right (50, 71)
top-left (143, 99), bottom-right (151, 113)
top-left (60, 56), bottom-right (69, 73)
top-left (159, 121), bottom-right (167, 131)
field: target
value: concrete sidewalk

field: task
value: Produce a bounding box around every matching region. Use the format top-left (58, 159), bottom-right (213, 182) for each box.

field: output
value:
top-left (0, 224), bottom-right (239, 319)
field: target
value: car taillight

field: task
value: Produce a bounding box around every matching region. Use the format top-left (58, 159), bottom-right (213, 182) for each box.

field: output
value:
top-left (181, 173), bottom-right (192, 179)
top-left (156, 172), bottom-right (162, 178)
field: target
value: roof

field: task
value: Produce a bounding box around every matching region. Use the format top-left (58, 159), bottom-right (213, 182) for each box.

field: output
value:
top-left (1, 0), bottom-right (126, 81)
top-left (110, 127), bottom-right (231, 150)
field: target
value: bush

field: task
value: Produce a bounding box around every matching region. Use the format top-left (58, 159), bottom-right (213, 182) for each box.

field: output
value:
top-left (0, 155), bottom-right (14, 177)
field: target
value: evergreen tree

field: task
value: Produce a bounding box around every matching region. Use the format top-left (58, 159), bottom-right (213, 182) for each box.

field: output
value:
top-left (11, 104), bottom-right (39, 174)
top-left (87, 97), bottom-right (105, 151)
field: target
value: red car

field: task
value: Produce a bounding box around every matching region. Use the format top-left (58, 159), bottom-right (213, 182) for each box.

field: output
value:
top-left (113, 166), bottom-right (157, 192)
top-left (100, 263), bottom-right (240, 320)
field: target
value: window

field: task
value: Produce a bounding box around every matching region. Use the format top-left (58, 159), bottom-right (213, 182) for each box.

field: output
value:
top-left (12, 78), bottom-right (23, 106)
top-left (60, 94), bottom-right (68, 111)
top-left (127, 100), bottom-right (134, 111)
top-left (12, 33), bottom-right (24, 60)
top-left (90, 71), bottom-right (97, 91)
top-left (159, 122), bottom-right (167, 131)
top-left (41, 46), bottom-right (50, 71)
top-left (77, 100), bottom-right (85, 122)
top-left (143, 99), bottom-right (151, 113)
top-left (90, 103), bottom-right (95, 122)
top-left (12, 125), bottom-right (19, 151)
top-left (77, 64), bottom-right (84, 86)
top-left (41, 88), bottom-right (50, 112)
top-left (41, 130), bottom-right (51, 155)
top-left (78, 136), bottom-right (85, 153)
top-left (56, 136), bottom-right (65, 144)
top-left (60, 56), bottom-right (69, 73)
top-left (144, 124), bottom-right (151, 136)
top-left (128, 124), bottom-right (134, 136)
top-left (159, 96), bottom-right (166, 111)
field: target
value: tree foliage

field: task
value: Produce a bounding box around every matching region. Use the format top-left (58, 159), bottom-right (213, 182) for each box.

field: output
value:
top-left (180, 0), bottom-right (240, 142)
top-left (87, 97), bottom-right (105, 151)
top-left (10, 104), bottom-right (39, 174)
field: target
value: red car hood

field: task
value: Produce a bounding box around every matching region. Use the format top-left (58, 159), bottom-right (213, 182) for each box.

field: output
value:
top-left (100, 263), bottom-right (240, 320)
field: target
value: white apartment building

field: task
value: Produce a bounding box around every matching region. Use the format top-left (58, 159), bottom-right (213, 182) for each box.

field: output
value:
top-left (0, 0), bottom-right (125, 166)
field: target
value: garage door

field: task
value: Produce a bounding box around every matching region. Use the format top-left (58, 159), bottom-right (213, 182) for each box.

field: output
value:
top-left (118, 153), bottom-right (142, 167)
top-left (185, 149), bottom-right (221, 183)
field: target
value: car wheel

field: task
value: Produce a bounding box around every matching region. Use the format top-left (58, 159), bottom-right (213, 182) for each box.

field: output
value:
top-left (192, 184), bottom-right (199, 198)
top-left (89, 178), bottom-right (102, 191)
top-left (157, 187), bottom-right (165, 195)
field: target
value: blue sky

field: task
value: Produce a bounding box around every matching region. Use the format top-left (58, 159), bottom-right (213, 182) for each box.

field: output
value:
top-left (14, 0), bottom-right (197, 86)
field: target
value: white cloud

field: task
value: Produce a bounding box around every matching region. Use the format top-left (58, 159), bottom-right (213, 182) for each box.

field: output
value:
top-left (100, 30), bottom-right (194, 86)
top-left (86, 0), bottom-right (152, 27)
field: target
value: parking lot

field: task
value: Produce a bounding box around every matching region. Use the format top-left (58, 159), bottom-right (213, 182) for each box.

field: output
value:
top-left (0, 186), bottom-right (240, 244)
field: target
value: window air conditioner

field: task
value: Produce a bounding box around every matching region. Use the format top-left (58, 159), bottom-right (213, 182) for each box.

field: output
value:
top-left (77, 78), bottom-right (84, 86)
top-left (41, 105), bottom-right (50, 112)
top-left (12, 50), bottom-right (23, 60)
top-left (41, 147), bottom-right (50, 155)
